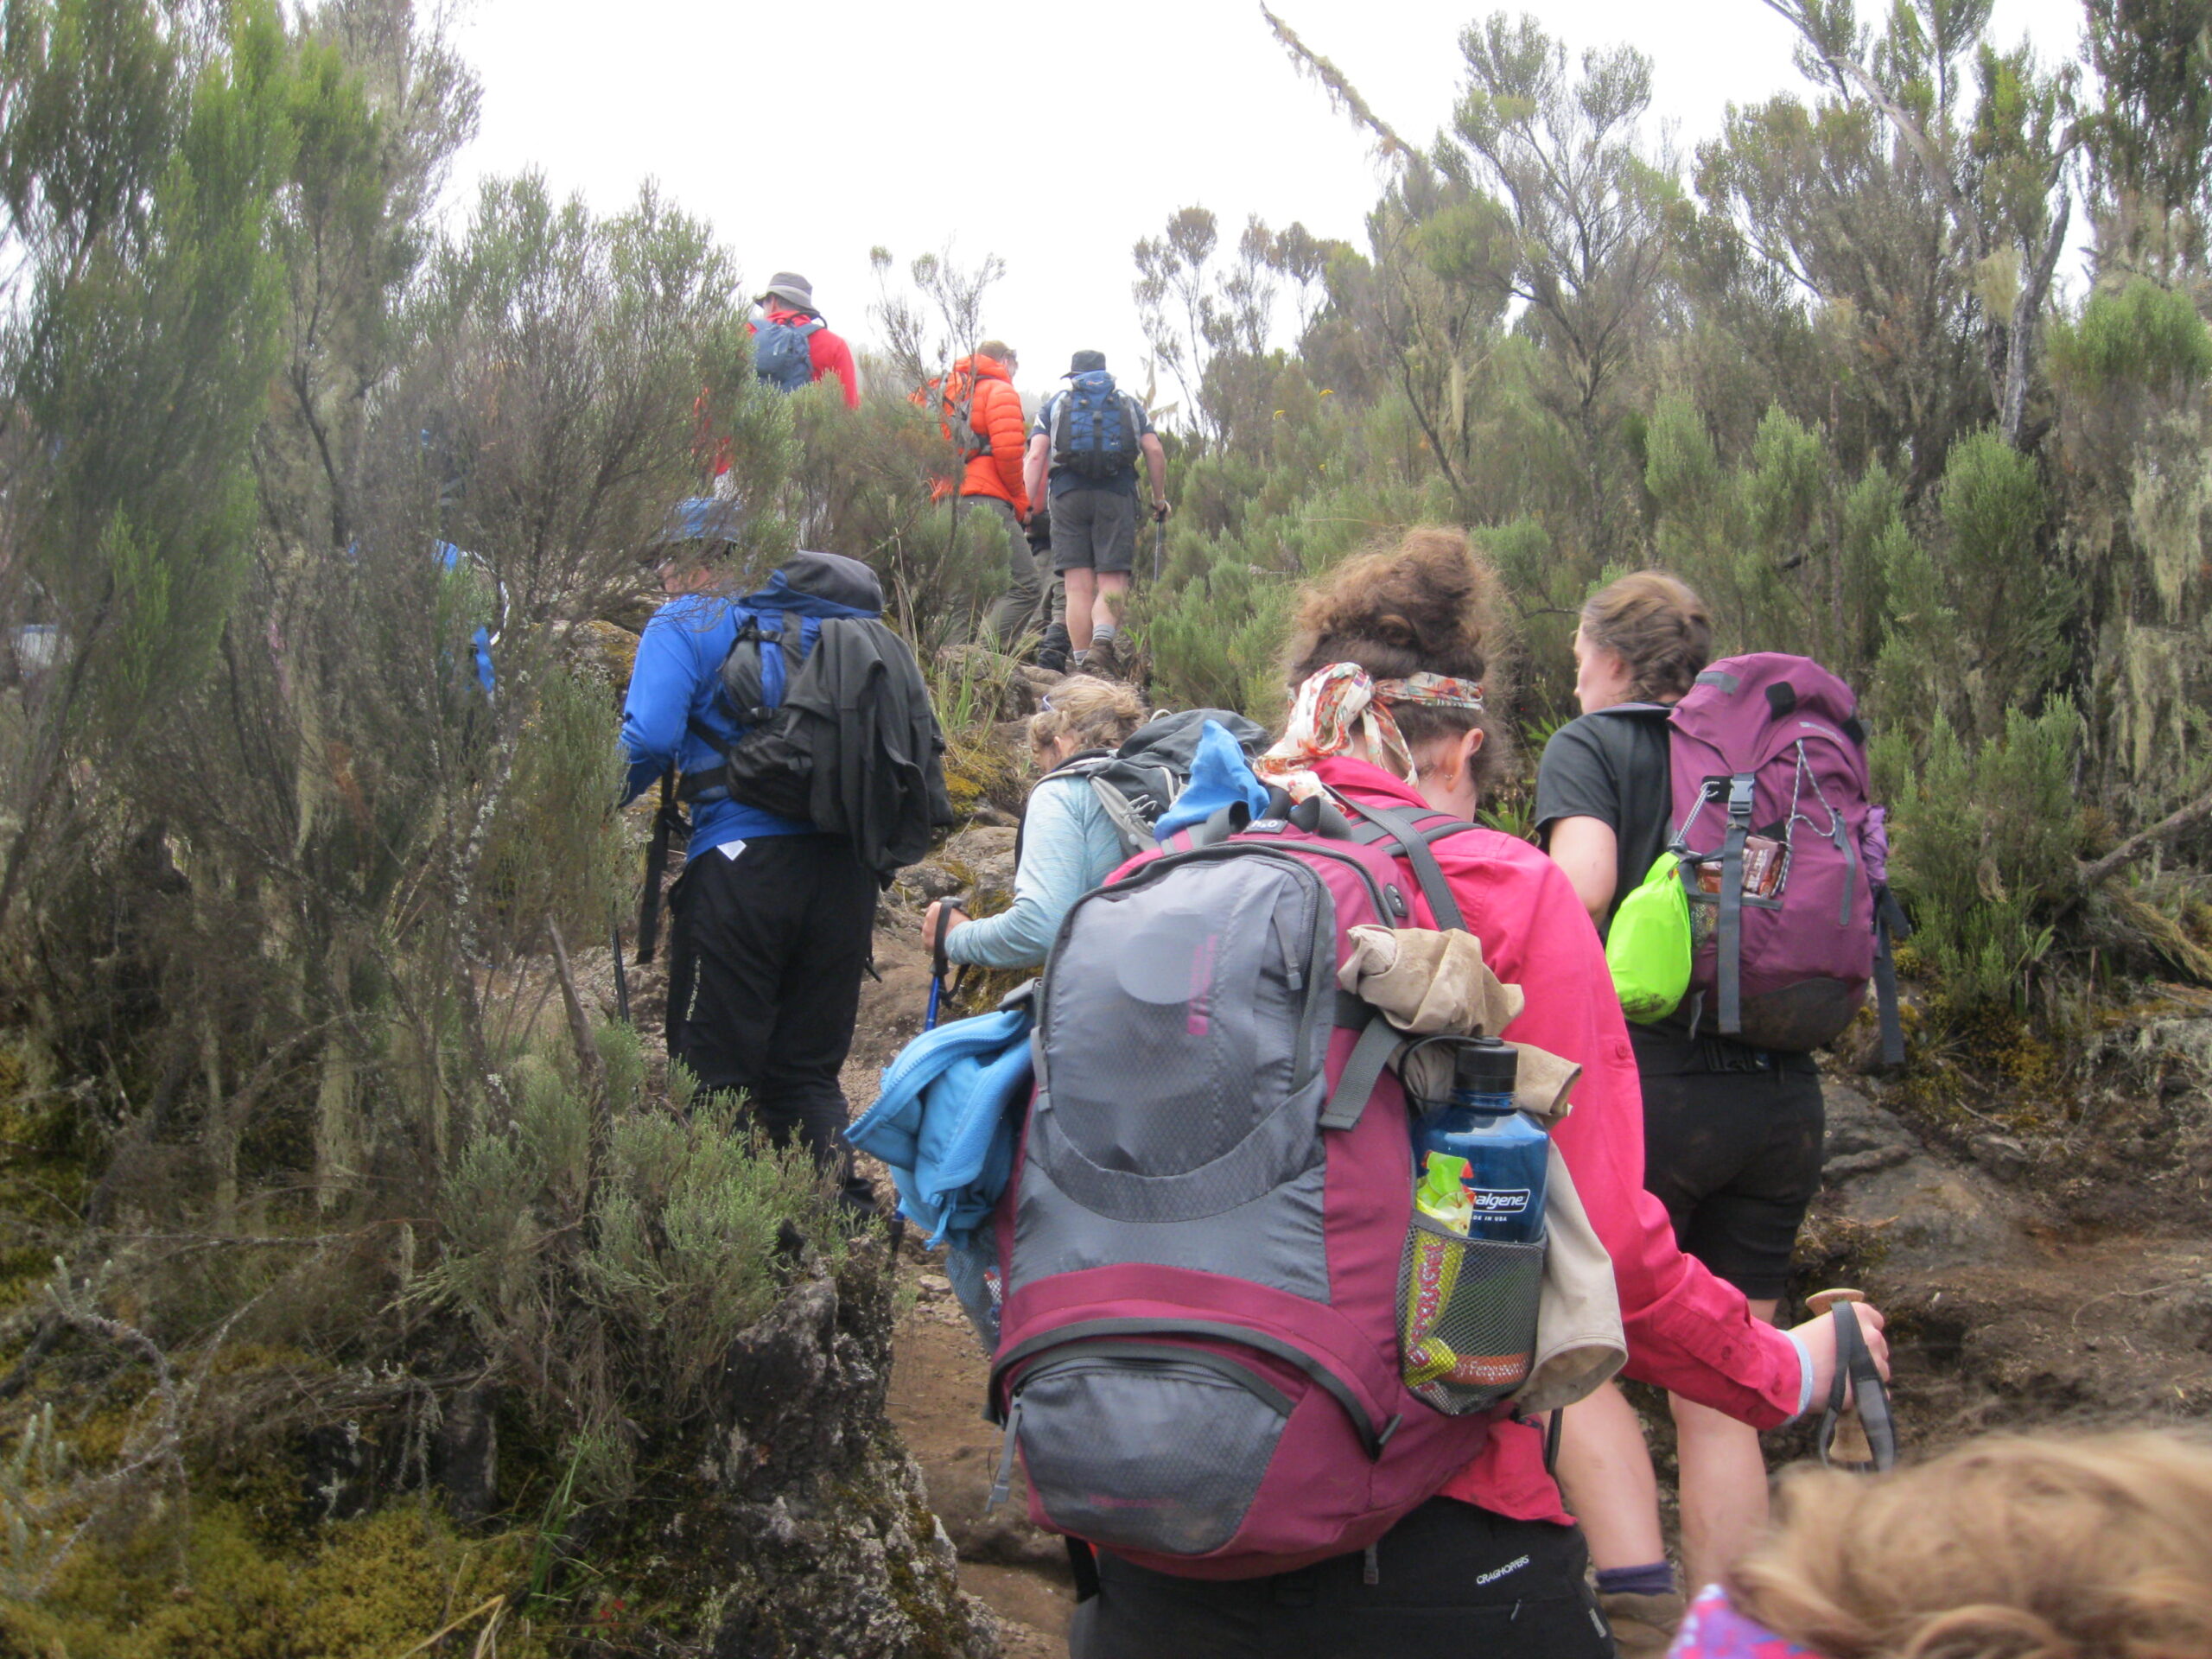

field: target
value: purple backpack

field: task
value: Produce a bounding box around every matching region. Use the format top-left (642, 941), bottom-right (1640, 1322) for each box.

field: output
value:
top-left (986, 796), bottom-right (1543, 1581)
top-left (1662, 653), bottom-right (1904, 1058)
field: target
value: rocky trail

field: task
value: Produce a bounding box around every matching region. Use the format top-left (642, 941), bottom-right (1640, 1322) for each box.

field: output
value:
top-left (836, 823), bottom-right (2212, 1657)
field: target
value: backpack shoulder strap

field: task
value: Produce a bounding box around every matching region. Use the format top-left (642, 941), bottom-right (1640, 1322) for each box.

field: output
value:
top-left (1332, 795), bottom-right (1473, 933)
top-left (1087, 774), bottom-right (1158, 858)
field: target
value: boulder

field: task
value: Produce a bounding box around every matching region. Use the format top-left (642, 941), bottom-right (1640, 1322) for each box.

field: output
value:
top-left (935, 827), bottom-right (1020, 910)
top-left (629, 1243), bottom-right (1002, 1657)
top-left (1821, 1081), bottom-right (1921, 1184)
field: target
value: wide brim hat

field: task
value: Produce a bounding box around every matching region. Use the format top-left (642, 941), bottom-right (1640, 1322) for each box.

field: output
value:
top-left (1065, 348), bottom-right (1107, 375)
top-left (757, 271), bottom-right (816, 310)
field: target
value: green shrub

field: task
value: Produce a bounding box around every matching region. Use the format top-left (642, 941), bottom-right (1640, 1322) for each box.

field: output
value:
top-left (2049, 277), bottom-right (2212, 394)
top-left (1872, 701), bottom-right (2082, 1011)
top-left (418, 1024), bottom-right (853, 1435)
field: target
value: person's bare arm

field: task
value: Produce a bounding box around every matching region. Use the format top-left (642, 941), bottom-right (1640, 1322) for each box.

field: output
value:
top-left (1546, 815), bottom-right (1618, 927)
top-left (1140, 431), bottom-right (1169, 517)
top-left (1022, 431), bottom-right (1050, 518)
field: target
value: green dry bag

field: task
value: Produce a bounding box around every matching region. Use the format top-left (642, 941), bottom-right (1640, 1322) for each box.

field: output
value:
top-left (1605, 851), bottom-right (1692, 1023)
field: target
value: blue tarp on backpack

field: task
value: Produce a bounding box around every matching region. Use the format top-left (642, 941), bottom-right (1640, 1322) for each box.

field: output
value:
top-left (1154, 718), bottom-right (1270, 839)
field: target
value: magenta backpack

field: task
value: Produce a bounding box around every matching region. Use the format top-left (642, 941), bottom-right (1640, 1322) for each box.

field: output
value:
top-left (984, 794), bottom-right (1544, 1582)
top-left (1662, 653), bottom-right (1905, 1059)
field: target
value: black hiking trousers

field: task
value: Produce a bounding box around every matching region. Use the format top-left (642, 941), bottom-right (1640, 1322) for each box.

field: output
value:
top-left (1068, 1498), bottom-right (1615, 1659)
top-left (664, 833), bottom-right (879, 1212)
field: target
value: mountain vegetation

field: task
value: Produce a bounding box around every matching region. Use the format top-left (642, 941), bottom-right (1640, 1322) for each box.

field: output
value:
top-left (0, 0), bottom-right (2204, 1651)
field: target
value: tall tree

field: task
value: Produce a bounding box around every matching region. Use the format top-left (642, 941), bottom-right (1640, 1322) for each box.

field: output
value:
top-left (1757, 0), bottom-right (2081, 448)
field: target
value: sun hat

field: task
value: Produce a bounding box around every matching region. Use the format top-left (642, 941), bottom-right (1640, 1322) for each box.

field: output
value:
top-left (758, 271), bottom-right (816, 310)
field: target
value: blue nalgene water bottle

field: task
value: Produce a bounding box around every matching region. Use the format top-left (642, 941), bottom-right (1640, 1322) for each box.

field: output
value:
top-left (1412, 1039), bottom-right (1548, 1243)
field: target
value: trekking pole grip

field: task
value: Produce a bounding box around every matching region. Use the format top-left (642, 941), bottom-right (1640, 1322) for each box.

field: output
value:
top-left (931, 892), bottom-right (958, 979)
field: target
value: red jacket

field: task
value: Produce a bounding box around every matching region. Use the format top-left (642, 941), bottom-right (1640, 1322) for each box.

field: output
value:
top-left (952, 353), bottom-right (1028, 516)
top-left (761, 305), bottom-right (861, 410)
top-left (1311, 757), bottom-right (1804, 1526)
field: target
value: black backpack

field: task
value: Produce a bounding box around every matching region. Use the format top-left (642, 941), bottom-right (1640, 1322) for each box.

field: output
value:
top-left (677, 551), bottom-right (951, 876)
top-left (1027, 708), bottom-right (1269, 859)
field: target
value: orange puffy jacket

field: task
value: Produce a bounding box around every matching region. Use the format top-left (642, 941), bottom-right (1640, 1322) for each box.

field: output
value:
top-left (945, 353), bottom-right (1028, 517)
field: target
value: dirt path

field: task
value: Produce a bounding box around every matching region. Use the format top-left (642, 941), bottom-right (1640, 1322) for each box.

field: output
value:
top-left (888, 1293), bottom-right (1074, 1658)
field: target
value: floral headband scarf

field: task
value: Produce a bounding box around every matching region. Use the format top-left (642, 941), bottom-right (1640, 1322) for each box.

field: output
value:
top-left (1667, 1586), bottom-right (1824, 1659)
top-left (1257, 663), bottom-right (1485, 802)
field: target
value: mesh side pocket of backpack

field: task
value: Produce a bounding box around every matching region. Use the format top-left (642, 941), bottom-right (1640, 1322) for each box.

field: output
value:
top-left (1395, 1218), bottom-right (1545, 1415)
top-left (944, 1234), bottom-right (1002, 1351)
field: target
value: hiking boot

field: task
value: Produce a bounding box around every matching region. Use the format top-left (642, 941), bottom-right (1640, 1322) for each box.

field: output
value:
top-left (1034, 621), bottom-right (1070, 675)
top-left (1087, 631), bottom-right (1124, 679)
top-left (1599, 1589), bottom-right (1687, 1659)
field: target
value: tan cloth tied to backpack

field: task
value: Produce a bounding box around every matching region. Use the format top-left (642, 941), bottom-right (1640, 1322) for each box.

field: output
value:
top-left (1337, 923), bottom-right (1628, 1414)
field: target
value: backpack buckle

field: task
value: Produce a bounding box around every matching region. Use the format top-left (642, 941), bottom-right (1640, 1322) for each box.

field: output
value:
top-left (1726, 773), bottom-right (1757, 822)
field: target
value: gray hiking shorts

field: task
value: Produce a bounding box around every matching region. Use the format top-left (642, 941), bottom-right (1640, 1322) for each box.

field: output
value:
top-left (1050, 487), bottom-right (1138, 575)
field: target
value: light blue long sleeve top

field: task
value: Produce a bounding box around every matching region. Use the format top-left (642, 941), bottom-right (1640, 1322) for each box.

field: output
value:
top-left (944, 774), bottom-right (1128, 969)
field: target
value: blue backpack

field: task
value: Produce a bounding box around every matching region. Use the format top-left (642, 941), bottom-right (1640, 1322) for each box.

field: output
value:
top-left (1051, 371), bottom-right (1135, 479)
top-left (754, 315), bottom-right (824, 392)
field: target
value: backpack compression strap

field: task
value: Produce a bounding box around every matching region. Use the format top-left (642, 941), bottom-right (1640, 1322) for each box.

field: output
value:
top-left (1715, 772), bottom-right (1758, 1036)
top-left (1872, 887), bottom-right (1911, 1068)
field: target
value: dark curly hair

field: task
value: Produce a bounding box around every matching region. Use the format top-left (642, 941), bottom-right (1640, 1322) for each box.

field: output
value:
top-left (1280, 525), bottom-right (1512, 792)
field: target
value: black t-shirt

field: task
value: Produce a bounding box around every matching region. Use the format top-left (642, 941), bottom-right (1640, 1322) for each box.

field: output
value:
top-left (1533, 705), bottom-right (1675, 938)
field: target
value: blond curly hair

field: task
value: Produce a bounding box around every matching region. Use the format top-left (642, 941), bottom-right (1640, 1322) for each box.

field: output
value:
top-left (1727, 1429), bottom-right (2212, 1659)
top-left (1027, 675), bottom-right (1146, 760)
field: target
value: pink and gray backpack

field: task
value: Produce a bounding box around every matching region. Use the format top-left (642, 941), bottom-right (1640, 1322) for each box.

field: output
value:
top-left (985, 794), bottom-right (1547, 1581)
top-left (1662, 652), bottom-right (1905, 1060)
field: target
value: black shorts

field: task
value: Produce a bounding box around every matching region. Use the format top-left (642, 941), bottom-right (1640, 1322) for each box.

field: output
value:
top-left (1068, 1499), bottom-right (1612, 1659)
top-left (1631, 1028), bottom-right (1826, 1301)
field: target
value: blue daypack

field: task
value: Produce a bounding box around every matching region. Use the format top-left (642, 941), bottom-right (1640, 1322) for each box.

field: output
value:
top-left (1051, 371), bottom-right (1134, 479)
top-left (754, 315), bottom-right (824, 392)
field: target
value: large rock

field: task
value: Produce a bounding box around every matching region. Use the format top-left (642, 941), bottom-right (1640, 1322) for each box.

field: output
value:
top-left (625, 1243), bottom-right (1001, 1658)
top-left (1821, 1080), bottom-right (1922, 1184)
top-left (894, 826), bottom-right (1020, 918)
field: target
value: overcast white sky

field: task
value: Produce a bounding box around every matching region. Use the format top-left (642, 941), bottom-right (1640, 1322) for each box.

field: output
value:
top-left (449, 0), bottom-right (2088, 409)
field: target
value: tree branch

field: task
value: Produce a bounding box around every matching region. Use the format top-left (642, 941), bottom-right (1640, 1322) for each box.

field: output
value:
top-left (2079, 781), bottom-right (2212, 888)
top-left (1258, 3), bottom-right (1421, 169)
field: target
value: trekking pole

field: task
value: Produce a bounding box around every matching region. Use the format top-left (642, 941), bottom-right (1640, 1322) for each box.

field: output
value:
top-left (1152, 514), bottom-right (1165, 585)
top-left (611, 923), bottom-right (632, 1024)
top-left (923, 899), bottom-right (956, 1032)
top-left (634, 766), bottom-right (677, 965)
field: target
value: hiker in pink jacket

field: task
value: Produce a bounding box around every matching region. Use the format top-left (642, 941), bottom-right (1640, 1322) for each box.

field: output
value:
top-left (1067, 529), bottom-right (1886, 1659)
